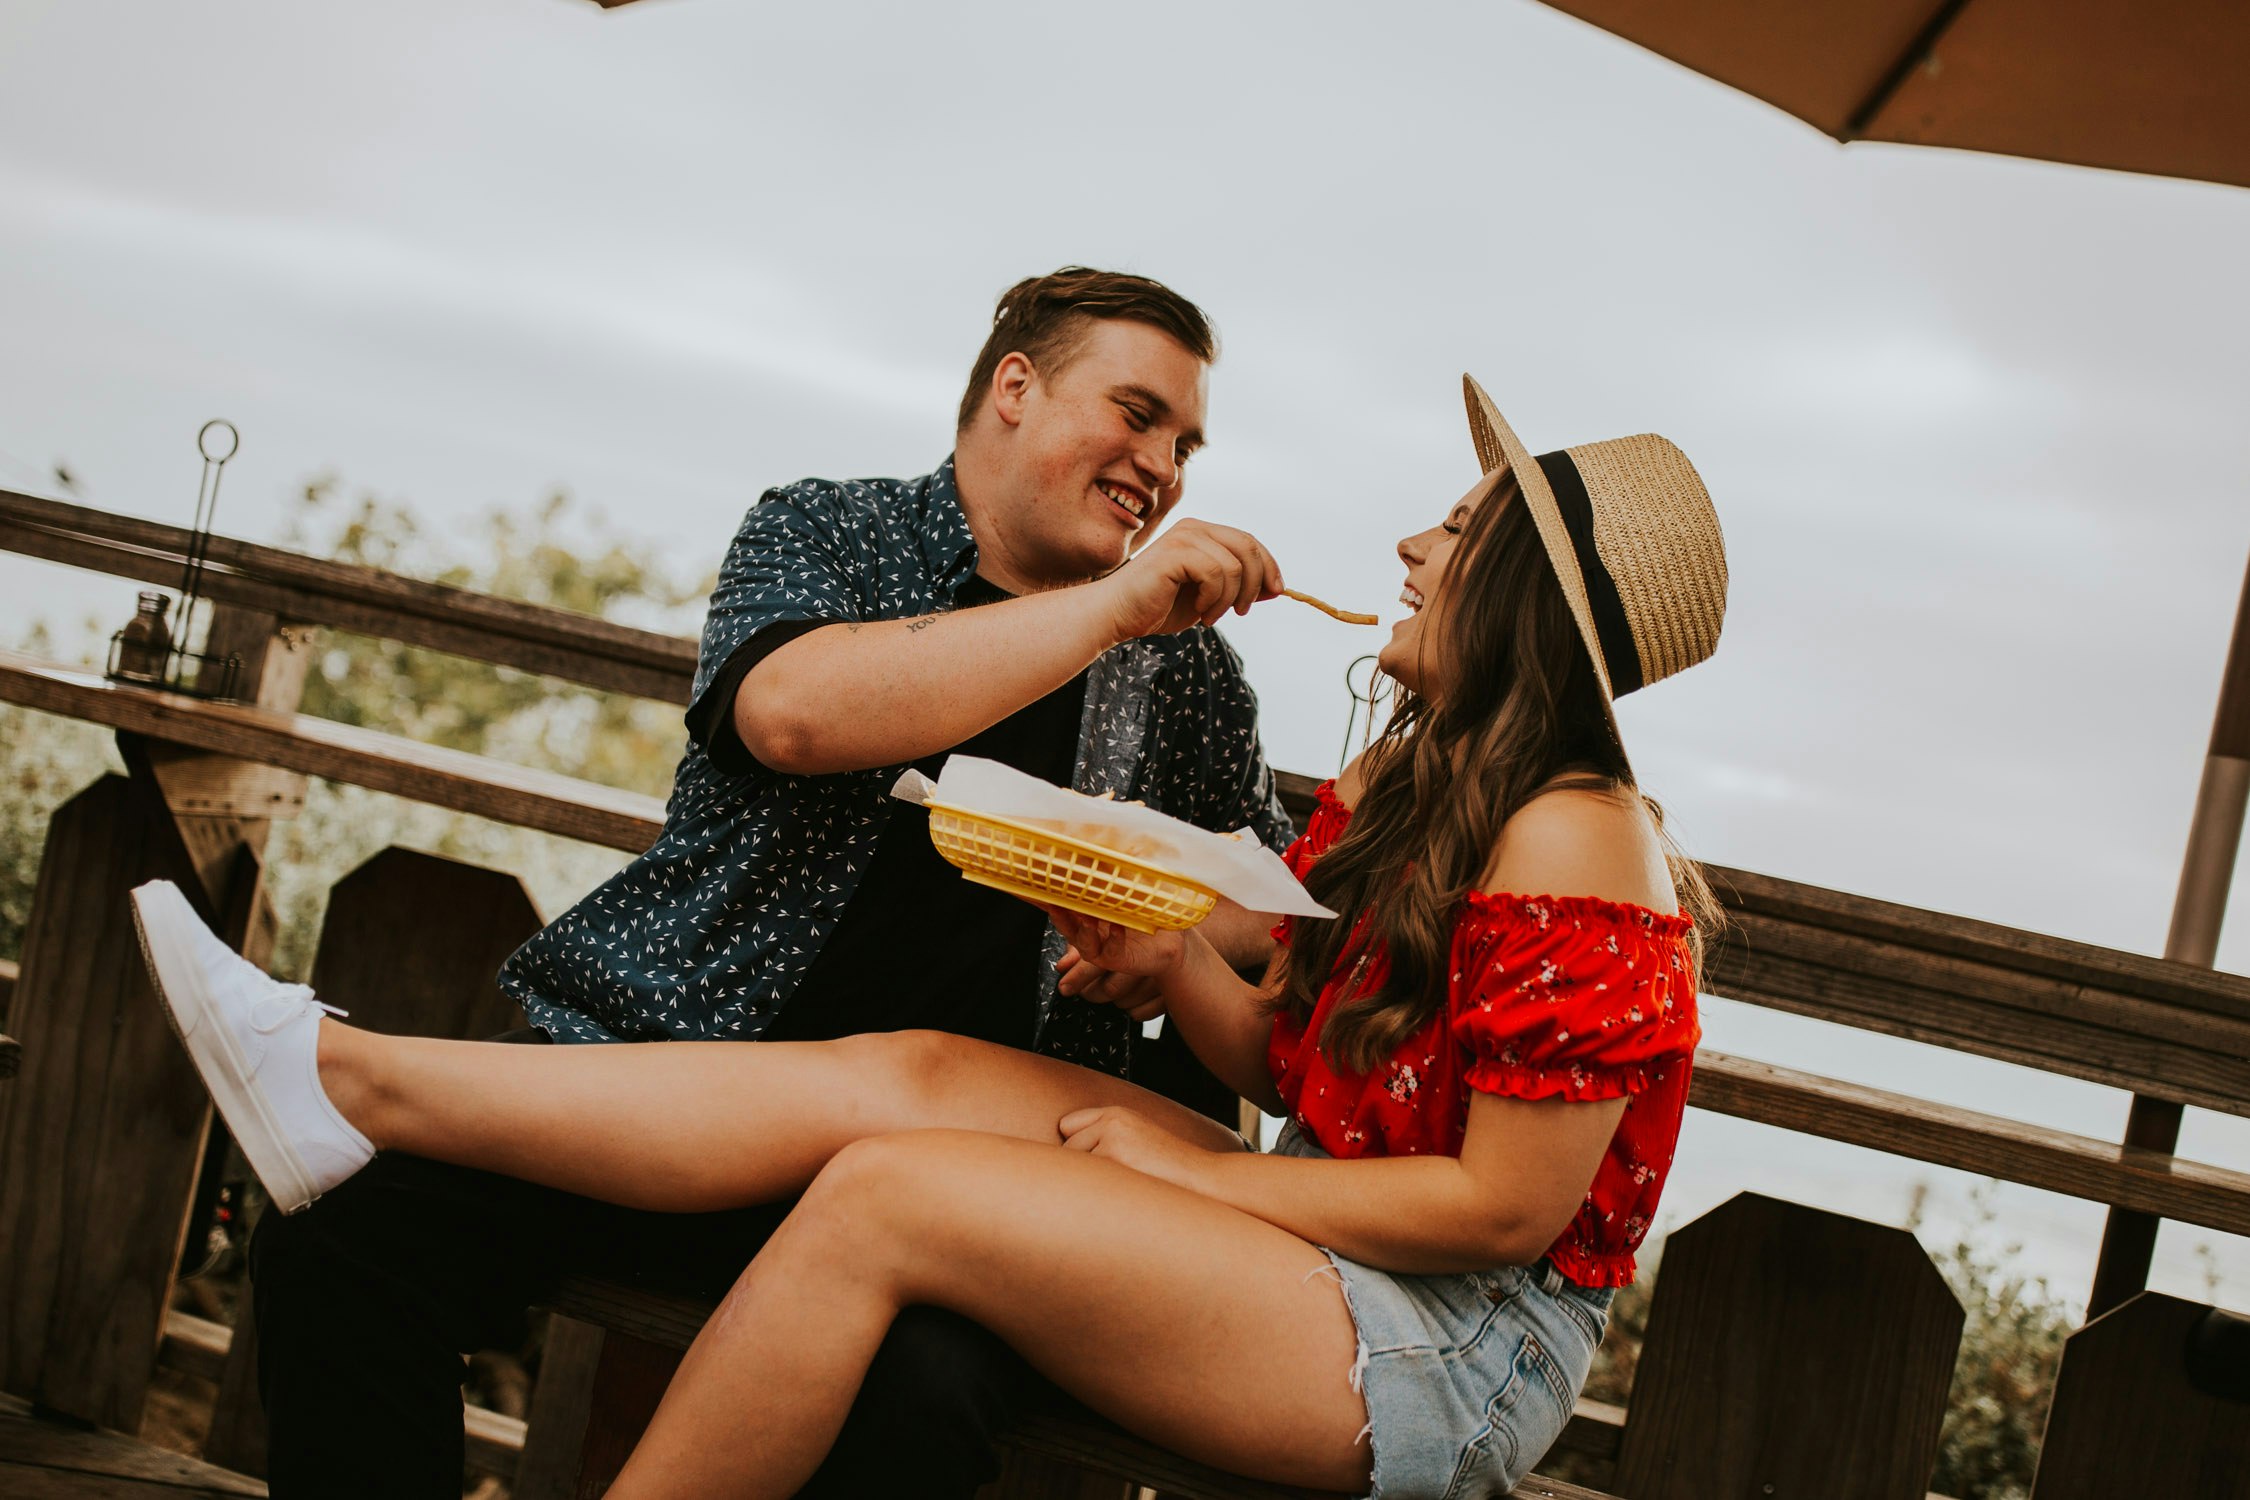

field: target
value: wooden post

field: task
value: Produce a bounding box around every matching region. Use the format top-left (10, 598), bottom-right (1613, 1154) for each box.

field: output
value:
top-left (0, 773), bottom-right (226, 1431)
top-left (1611, 1192), bottom-right (1965, 1500)
top-left (2030, 1292), bottom-right (2250, 1497)
top-left (202, 845), bottom-right (543, 1475)
top-left (0, 957), bottom-right (17, 1082)
top-left (0, 597), bottom-right (302, 1429)
top-left (985, 1457), bottom-right (1134, 1500)
top-left (986, 1451), bottom-right (1136, 1500)
top-left (133, 604), bottom-right (313, 873)
top-left (568, 1330), bottom-right (680, 1500)
top-left (115, 603), bottom-right (313, 1473)
top-left (514, 1316), bottom-right (609, 1500)
top-left (199, 1294), bottom-right (268, 1480)
top-left (2091, 550), bottom-right (2250, 1315)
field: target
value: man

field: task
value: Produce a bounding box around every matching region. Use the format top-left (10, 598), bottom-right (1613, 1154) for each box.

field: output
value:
top-left (249, 267), bottom-right (1295, 1498)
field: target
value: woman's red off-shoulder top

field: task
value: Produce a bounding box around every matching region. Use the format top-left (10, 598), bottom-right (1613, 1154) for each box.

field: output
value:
top-left (1267, 781), bottom-right (1700, 1286)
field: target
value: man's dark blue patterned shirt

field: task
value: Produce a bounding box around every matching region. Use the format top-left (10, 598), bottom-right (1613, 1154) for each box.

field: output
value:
top-left (498, 460), bottom-right (1291, 1077)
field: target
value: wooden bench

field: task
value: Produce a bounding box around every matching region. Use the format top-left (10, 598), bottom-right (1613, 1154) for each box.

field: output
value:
top-left (535, 1186), bottom-right (1987, 1499)
top-left (539, 1275), bottom-right (1628, 1500)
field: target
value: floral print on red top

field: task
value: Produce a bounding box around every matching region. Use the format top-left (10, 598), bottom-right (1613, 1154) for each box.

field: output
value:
top-left (1266, 780), bottom-right (1700, 1287)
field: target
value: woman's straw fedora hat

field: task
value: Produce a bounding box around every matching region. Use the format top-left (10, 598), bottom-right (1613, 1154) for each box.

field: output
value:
top-left (1462, 374), bottom-right (1727, 702)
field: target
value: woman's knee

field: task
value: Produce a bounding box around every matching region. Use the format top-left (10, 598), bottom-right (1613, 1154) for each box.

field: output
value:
top-left (805, 1131), bottom-right (936, 1208)
top-left (739, 1136), bottom-right (943, 1304)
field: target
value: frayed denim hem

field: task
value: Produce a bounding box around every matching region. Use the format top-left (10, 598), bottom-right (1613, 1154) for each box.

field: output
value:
top-left (1304, 1253), bottom-right (1379, 1493)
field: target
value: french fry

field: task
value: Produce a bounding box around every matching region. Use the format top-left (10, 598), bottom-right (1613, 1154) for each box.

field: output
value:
top-left (1281, 587), bottom-right (1379, 626)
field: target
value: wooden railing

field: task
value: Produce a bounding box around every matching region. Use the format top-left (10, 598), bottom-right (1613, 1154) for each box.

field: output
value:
top-left (3, 489), bottom-right (2245, 1499)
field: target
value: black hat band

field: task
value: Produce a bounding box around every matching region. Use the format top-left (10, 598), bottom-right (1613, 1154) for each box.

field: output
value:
top-left (1535, 449), bottom-right (1645, 698)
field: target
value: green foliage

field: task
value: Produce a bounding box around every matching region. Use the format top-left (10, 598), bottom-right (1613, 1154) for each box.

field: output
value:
top-left (1579, 1271), bottom-right (1652, 1409)
top-left (281, 477), bottom-right (699, 794)
top-left (1914, 1184), bottom-right (2075, 1500)
top-left (0, 624), bottom-right (123, 967)
top-left (257, 478), bottom-right (707, 978)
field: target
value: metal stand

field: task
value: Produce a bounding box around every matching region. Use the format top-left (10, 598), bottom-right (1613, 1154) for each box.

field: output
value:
top-left (2089, 548), bottom-right (2250, 1315)
top-left (1338, 653), bottom-right (1395, 773)
top-left (104, 420), bottom-right (245, 700)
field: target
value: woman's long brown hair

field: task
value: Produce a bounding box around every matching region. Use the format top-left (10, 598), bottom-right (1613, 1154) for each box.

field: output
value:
top-left (1277, 472), bottom-right (1720, 1074)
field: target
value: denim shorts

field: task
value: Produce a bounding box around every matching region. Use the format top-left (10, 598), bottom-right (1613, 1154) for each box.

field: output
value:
top-left (1269, 1122), bottom-right (1615, 1499)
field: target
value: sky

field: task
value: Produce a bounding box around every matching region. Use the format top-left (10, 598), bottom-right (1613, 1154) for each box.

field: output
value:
top-left (3, 0), bottom-right (2248, 1305)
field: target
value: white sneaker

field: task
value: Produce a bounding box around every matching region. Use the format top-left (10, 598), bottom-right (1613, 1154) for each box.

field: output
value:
top-left (131, 880), bottom-right (373, 1214)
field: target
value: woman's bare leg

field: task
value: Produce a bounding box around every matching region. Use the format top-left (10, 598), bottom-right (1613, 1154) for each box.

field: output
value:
top-left (609, 1129), bottom-right (1372, 1500)
top-left (316, 1023), bottom-right (1241, 1211)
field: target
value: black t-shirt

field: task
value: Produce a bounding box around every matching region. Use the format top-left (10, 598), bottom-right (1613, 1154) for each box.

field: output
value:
top-left (684, 576), bottom-right (1085, 1047)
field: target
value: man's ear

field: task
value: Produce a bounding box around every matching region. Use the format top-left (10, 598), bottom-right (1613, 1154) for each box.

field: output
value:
top-left (989, 351), bottom-right (1036, 429)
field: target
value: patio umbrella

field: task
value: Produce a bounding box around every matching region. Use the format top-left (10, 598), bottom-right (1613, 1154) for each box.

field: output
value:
top-left (1535, 0), bottom-right (2250, 1314)
top-left (1535, 0), bottom-right (2250, 188)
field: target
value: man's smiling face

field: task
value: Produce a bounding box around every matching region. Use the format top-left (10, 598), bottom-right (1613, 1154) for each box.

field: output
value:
top-left (1008, 318), bottom-right (1209, 578)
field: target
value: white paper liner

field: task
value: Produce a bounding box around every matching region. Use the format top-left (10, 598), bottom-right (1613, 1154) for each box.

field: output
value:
top-left (893, 756), bottom-right (1335, 919)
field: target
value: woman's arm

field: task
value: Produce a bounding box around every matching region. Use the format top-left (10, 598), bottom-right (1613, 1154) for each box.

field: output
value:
top-left (1066, 1089), bottom-right (1624, 1274)
top-left (1069, 783), bottom-right (1672, 1272)
top-left (1159, 933), bottom-right (1288, 1115)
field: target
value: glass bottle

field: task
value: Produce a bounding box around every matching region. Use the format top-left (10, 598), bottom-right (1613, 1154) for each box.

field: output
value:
top-left (113, 590), bottom-right (174, 685)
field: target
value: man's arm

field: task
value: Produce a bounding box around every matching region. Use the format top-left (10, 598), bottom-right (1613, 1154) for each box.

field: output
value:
top-left (737, 518), bottom-right (1284, 776)
top-left (736, 590), bottom-right (1112, 775)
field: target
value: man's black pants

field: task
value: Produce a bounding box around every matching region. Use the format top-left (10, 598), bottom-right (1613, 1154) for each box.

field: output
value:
top-left (247, 1032), bottom-right (1045, 1499)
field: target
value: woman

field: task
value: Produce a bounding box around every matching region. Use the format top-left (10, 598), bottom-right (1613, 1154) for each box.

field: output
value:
top-left (134, 377), bottom-right (1726, 1498)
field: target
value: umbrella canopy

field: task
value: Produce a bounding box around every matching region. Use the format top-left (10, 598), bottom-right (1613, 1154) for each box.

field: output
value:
top-left (1538, 0), bottom-right (2250, 189)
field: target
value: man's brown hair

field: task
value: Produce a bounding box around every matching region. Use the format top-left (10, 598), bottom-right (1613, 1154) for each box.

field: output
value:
top-left (955, 267), bottom-right (1217, 432)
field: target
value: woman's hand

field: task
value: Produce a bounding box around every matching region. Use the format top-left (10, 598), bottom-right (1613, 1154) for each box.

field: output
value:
top-left (1059, 1105), bottom-right (1222, 1194)
top-left (1038, 906), bottom-right (1193, 1027)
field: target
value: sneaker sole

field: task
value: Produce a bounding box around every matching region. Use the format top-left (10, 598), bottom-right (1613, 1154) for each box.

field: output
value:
top-left (131, 884), bottom-right (321, 1214)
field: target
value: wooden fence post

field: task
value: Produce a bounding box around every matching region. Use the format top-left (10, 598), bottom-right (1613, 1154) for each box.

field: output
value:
top-left (566, 1331), bottom-right (679, 1500)
top-left (2030, 1291), bottom-right (2250, 1497)
top-left (1612, 1192), bottom-right (1964, 1500)
top-left (513, 1315), bottom-right (608, 1500)
top-left (0, 773), bottom-right (225, 1431)
top-left (0, 957), bottom-right (17, 1080)
top-left (203, 845), bottom-right (543, 1475)
top-left (987, 1451), bottom-right (1136, 1500)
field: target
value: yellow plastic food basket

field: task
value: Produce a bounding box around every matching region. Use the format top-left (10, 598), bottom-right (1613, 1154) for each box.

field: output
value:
top-left (924, 802), bottom-right (1218, 932)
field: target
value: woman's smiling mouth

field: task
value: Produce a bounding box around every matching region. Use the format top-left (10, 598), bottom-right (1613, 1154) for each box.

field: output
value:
top-left (1400, 583), bottom-right (1425, 613)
